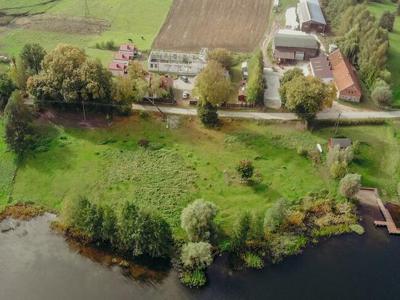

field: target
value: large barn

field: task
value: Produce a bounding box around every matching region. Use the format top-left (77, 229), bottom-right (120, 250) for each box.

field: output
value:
top-left (297, 0), bottom-right (326, 33)
top-left (273, 30), bottom-right (319, 62)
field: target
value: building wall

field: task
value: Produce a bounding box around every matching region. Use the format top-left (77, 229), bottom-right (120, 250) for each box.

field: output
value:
top-left (301, 21), bottom-right (325, 33)
top-left (274, 46), bottom-right (319, 61)
top-left (148, 61), bottom-right (206, 76)
top-left (338, 86), bottom-right (361, 102)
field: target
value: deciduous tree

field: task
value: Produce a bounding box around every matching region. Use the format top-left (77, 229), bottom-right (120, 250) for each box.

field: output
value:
top-left (181, 199), bottom-right (217, 242)
top-left (4, 91), bottom-right (36, 156)
top-left (20, 43), bottom-right (46, 74)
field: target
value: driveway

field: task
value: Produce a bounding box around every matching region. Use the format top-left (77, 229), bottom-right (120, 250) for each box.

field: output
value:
top-left (264, 68), bottom-right (282, 109)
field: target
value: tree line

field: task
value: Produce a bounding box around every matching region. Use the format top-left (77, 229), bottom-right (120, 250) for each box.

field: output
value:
top-left (321, 0), bottom-right (396, 106)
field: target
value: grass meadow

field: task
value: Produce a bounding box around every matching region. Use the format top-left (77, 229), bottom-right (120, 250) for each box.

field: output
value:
top-left (1, 114), bottom-right (400, 235)
top-left (0, 0), bottom-right (172, 64)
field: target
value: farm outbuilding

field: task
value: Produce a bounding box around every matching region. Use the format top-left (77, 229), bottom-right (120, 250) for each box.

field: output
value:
top-left (148, 48), bottom-right (208, 76)
top-left (328, 138), bottom-right (352, 150)
top-left (273, 30), bottom-right (319, 62)
top-left (297, 0), bottom-right (326, 33)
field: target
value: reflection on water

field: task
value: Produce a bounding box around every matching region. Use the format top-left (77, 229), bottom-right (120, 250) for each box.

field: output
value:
top-left (1, 205), bottom-right (400, 300)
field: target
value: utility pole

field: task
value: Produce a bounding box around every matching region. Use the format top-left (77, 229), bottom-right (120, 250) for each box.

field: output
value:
top-left (334, 112), bottom-right (342, 136)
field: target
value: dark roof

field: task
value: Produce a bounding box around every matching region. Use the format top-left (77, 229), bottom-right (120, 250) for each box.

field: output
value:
top-left (329, 138), bottom-right (352, 149)
top-left (310, 54), bottom-right (333, 80)
top-left (274, 30), bottom-right (319, 49)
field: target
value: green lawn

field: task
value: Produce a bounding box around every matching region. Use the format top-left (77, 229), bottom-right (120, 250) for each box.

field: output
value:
top-left (367, 1), bottom-right (400, 105)
top-left (0, 0), bottom-right (172, 64)
top-left (2, 115), bottom-right (400, 233)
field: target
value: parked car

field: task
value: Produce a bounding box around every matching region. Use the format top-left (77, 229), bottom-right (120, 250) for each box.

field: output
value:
top-left (181, 76), bottom-right (189, 83)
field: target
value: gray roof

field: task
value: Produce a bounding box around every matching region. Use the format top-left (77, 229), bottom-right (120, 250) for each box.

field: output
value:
top-left (274, 30), bottom-right (319, 49)
top-left (330, 138), bottom-right (352, 149)
top-left (298, 0), bottom-right (326, 25)
top-left (310, 54), bottom-right (333, 79)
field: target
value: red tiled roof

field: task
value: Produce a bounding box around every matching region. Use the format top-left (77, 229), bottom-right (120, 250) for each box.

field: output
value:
top-left (108, 62), bottom-right (126, 71)
top-left (120, 44), bottom-right (135, 52)
top-left (328, 49), bottom-right (361, 96)
top-left (114, 52), bottom-right (130, 61)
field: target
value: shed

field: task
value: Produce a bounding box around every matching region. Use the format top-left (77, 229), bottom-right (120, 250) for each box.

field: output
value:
top-left (328, 138), bottom-right (352, 150)
top-left (297, 0), bottom-right (326, 33)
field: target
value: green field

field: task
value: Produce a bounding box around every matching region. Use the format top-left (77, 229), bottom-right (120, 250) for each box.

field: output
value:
top-left (1, 115), bottom-right (400, 233)
top-left (0, 0), bottom-right (172, 64)
top-left (367, 1), bottom-right (400, 105)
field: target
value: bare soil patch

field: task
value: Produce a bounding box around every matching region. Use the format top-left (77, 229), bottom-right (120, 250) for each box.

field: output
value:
top-left (13, 15), bottom-right (110, 35)
top-left (153, 0), bottom-right (272, 52)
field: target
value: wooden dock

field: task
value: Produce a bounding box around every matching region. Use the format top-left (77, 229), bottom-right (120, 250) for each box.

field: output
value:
top-left (359, 188), bottom-right (400, 235)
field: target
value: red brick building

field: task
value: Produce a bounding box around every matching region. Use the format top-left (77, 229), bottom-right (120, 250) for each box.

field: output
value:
top-left (328, 49), bottom-right (362, 102)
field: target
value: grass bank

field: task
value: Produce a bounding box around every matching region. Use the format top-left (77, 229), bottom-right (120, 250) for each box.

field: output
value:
top-left (1, 115), bottom-right (400, 233)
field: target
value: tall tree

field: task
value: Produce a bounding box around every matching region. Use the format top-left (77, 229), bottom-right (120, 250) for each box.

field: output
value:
top-left (281, 76), bottom-right (335, 123)
top-left (20, 43), bottom-right (46, 74)
top-left (195, 60), bottom-right (232, 126)
top-left (10, 58), bottom-right (29, 91)
top-left (207, 48), bottom-right (233, 71)
top-left (3, 91), bottom-right (36, 156)
top-left (195, 60), bottom-right (232, 106)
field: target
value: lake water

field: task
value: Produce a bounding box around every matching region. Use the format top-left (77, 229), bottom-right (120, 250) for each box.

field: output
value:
top-left (1, 203), bottom-right (400, 300)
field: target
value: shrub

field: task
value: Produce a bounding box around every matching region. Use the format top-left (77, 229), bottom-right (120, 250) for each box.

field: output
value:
top-left (264, 199), bottom-right (289, 233)
top-left (197, 102), bottom-right (219, 127)
top-left (330, 161), bottom-right (348, 179)
top-left (243, 252), bottom-right (264, 269)
top-left (181, 199), bottom-right (217, 242)
top-left (269, 234), bottom-right (308, 263)
top-left (339, 173), bottom-right (362, 199)
top-left (236, 160), bottom-right (254, 181)
top-left (297, 146), bottom-right (308, 157)
top-left (349, 224), bottom-right (365, 235)
top-left (181, 242), bottom-right (213, 269)
top-left (379, 11), bottom-right (395, 32)
top-left (0, 73), bottom-right (15, 110)
top-left (284, 210), bottom-right (306, 230)
top-left (371, 84), bottom-right (392, 107)
top-left (138, 139), bottom-right (149, 148)
top-left (231, 212), bottom-right (251, 253)
top-left (181, 269), bottom-right (207, 288)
